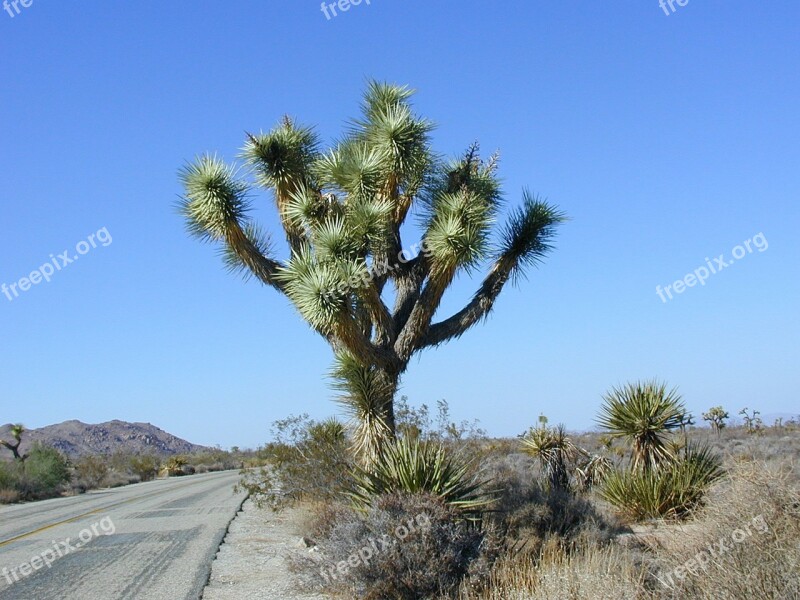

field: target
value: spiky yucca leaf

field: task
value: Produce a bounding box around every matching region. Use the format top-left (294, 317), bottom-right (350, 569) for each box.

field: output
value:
top-left (283, 186), bottom-right (332, 231)
top-left (314, 143), bottom-right (387, 201)
top-left (242, 118), bottom-right (319, 191)
top-left (351, 83), bottom-right (433, 203)
top-left (178, 155), bottom-right (251, 242)
top-left (305, 418), bottom-right (347, 448)
top-left (498, 191), bottom-right (565, 283)
top-left (600, 443), bottom-right (724, 520)
top-left (311, 218), bottom-right (362, 263)
top-left (331, 353), bottom-right (394, 467)
top-left (423, 143), bottom-right (502, 213)
top-left (359, 80), bottom-right (416, 124)
top-left (276, 249), bottom-right (352, 332)
top-left (597, 380), bottom-right (685, 473)
top-left (349, 437), bottom-right (494, 517)
top-left (425, 189), bottom-right (494, 275)
top-left (345, 197), bottom-right (393, 255)
top-left (575, 453), bottom-right (613, 490)
top-left (10, 425), bottom-right (24, 442)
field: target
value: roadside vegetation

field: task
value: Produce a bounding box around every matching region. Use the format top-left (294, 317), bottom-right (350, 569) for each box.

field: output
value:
top-left (241, 397), bottom-right (799, 600)
top-left (0, 424), bottom-right (246, 504)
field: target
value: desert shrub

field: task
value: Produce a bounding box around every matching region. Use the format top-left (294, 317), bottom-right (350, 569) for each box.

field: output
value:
top-left (315, 493), bottom-right (491, 599)
top-left (105, 471), bottom-right (139, 488)
top-left (73, 455), bottom-right (109, 490)
top-left (350, 437), bottom-right (494, 518)
top-left (468, 449), bottom-right (624, 572)
top-left (14, 443), bottom-right (71, 500)
top-left (129, 455), bottom-right (160, 482)
top-left (237, 415), bottom-right (354, 509)
top-left (651, 460), bottom-right (800, 599)
top-left (0, 488), bottom-right (20, 504)
top-left (600, 443), bottom-right (724, 521)
top-left (163, 455), bottom-right (190, 476)
top-left (0, 461), bottom-right (21, 502)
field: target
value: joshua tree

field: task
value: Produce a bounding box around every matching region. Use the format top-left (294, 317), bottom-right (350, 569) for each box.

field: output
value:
top-left (1, 424), bottom-right (28, 462)
top-left (739, 407), bottom-right (762, 433)
top-left (597, 380), bottom-right (685, 472)
top-left (179, 81), bottom-right (563, 464)
top-left (702, 406), bottom-right (729, 437)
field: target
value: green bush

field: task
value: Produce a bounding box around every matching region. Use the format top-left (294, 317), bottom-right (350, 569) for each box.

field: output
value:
top-left (8, 444), bottom-right (72, 500)
top-left (129, 455), bottom-right (160, 482)
top-left (0, 460), bottom-right (20, 501)
top-left (73, 455), bottom-right (109, 490)
top-left (236, 415), bottom-right (354, 509)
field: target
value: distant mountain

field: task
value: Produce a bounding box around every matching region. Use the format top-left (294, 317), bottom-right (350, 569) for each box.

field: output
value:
top-left (0, 420), bottom-right (211, 458)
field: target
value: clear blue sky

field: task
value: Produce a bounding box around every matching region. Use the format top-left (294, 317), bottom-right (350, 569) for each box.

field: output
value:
top-left (1, 1), bottom-right (798, 449)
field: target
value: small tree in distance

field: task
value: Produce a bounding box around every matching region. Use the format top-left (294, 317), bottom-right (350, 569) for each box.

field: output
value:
top-left (702, 406), bottom-right (729, 437)
top-left (1, 424), bottom-right (28, 463)
top-left (739, 407), bottom-right (762, 434)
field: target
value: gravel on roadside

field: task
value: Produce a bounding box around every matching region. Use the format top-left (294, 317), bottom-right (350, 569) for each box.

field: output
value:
top-left (202, 499), bottom-right (329, 600)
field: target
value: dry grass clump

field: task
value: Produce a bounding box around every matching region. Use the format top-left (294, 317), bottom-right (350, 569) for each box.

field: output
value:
top-left (649, 459), bottom-right (800, 600)
top-left (457, 542), bottom-right (646, 600)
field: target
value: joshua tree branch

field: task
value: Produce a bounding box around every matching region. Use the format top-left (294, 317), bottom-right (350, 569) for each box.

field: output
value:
top-left (420, 257), bottom-right (515, 349)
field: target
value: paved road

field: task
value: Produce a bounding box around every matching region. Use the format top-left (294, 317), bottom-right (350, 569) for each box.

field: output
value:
top-left (0, 470), bottom-right (246, 600)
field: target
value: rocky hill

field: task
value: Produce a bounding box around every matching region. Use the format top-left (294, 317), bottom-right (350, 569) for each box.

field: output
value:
top-left (0, 420), bottom-right (211, 458)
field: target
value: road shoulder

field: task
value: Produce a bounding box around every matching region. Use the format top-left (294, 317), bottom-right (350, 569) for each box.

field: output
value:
top-left (202, 499), bottom-right (327, 600)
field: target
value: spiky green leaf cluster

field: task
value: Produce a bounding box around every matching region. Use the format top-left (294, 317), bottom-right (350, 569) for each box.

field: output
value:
top-left (242, 118), bottom-right (319, 191)
top-left (522, 424), bottom-right (578, 491)
top-left (600, 443), bottom-right (724, 520)
top-left (349, 437), bottom-right (494, 517)
top-left (178, 155), bottom-right (251, 242)
top-left (331, 353), bottom-right (395, 466)
top-left (597, 380), bottom-right (686, 472)
top-left (499, 191), bottom-right (566, 282)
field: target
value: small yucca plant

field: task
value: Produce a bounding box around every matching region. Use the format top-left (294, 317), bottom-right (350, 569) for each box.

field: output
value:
top-left (599, 443), bottom-right (724, 520)
top-left (575, 452), bottom-right (613, 490)
top-left (522, 424), bottom-right (577, 491)
top-left (349, 437), bottom-right (494, 517)
top-left (597, 380), bottom-right (685, 472)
